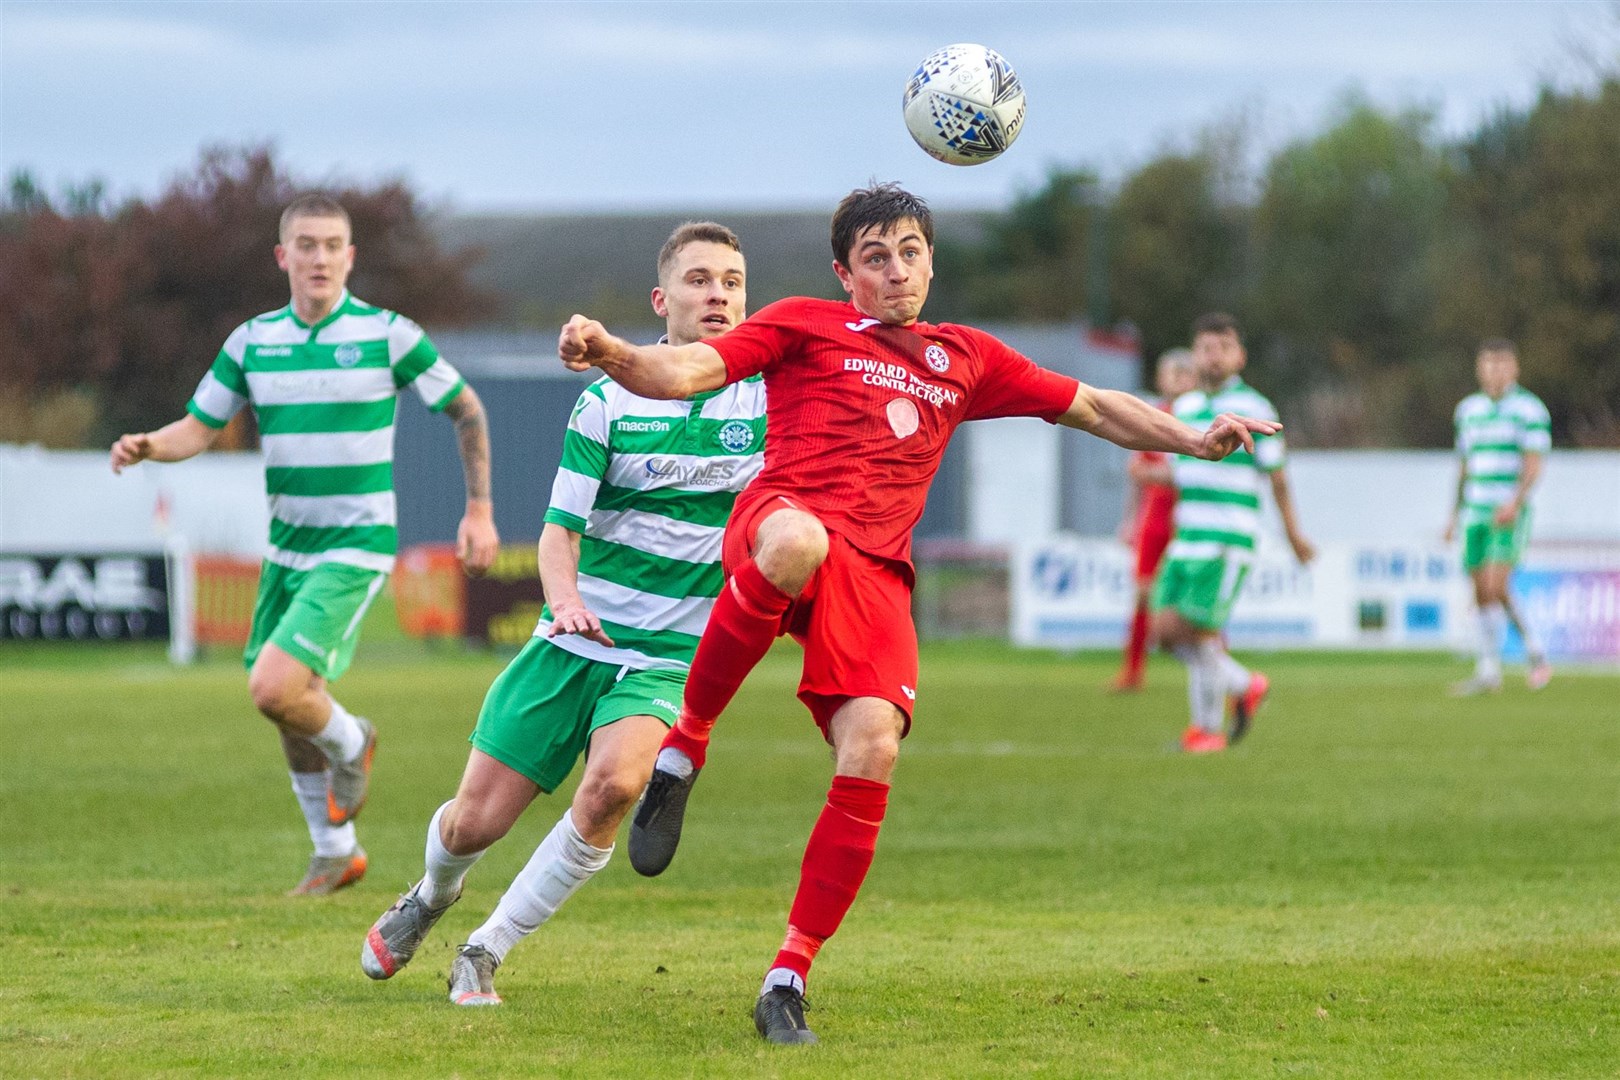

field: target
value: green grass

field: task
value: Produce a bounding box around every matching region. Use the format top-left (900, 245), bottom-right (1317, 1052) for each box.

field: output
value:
top-left (3, 634), bottom-right (1618, 1077)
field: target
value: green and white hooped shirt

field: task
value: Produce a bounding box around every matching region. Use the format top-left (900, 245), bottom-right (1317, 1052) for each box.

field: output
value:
top-left (540, 372), bottom-right (767, 671)
top-left (186, 291), bottom-right (465, 574)
top-left (1453, 385), bottom-right (1550, 526)
top-left (1166, 376), bottom-right (1285, 562)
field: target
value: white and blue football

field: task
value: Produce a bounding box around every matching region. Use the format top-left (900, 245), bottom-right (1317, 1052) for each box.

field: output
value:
top-left (902, 44), bottom-right (1026, 166)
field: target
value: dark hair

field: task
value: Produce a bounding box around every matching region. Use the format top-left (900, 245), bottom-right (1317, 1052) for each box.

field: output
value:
top-left (1192, 311), bottom-right (1241, 339)
top-left (657, 221), bottom-right (743, 283)
top-left (830, 181), bottom-right (934, 267)
top-left (279, 193), bottom-right (350, 239)
top-left (1477, 337), bottom-right (1516, 357)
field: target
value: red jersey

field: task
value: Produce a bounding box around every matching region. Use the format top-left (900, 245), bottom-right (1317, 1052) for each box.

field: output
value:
top-left (1134, 399), bottom-right (1178, 531)
top-left (706, 297), bottom-right (1079, 565)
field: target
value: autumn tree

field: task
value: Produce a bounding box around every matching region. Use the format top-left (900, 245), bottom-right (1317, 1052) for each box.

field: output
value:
top-left (0, 146), bottom-right (492, 447)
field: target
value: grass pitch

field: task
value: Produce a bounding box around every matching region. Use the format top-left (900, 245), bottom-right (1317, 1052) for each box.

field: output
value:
top-left (2, 630), bottom-right (1617, 1078)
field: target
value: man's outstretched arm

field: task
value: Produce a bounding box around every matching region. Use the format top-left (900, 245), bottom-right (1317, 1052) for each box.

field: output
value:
top-left (1058, 383), bottom-right (1280, 460)
top-left (109, 415), bottom-right (221, 473)
top-left (557, 315), bottom-right (728, 399)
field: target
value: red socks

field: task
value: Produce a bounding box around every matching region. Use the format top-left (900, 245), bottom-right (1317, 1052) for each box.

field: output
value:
top-left (772, 774), bottom-right (890, 981)
top-left (664, 559), bottom-right (793, 770)
top-left (1121, 600), bottom-right (1150, 682)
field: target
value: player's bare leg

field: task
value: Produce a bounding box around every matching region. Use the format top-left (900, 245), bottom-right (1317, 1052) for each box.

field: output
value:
top-left (448, 716), bottom-right (663, 1004)
top-left (282, 724), bottom-right (366, 895)
top-left (1156, 611), bottom-right (1262, 752)
top-left (1483, 563), bottom-right (1551, 689)
top-left (1455, 566), bottom-right (1511, 695)
top-left (363, 749), bottom-right (538, 979)
top-left (632, 506), bottom-right (827, 877)
top-left (250, 644), bottom-right (376, 827)
top-left (251, 648), bottom-right (373, 892)
top-left (756, 696), bottom-right (902, 1044)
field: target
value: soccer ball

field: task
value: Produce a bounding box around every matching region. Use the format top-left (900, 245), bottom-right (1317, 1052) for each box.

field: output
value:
top-left (902, 43), bottom-right (1026, 166)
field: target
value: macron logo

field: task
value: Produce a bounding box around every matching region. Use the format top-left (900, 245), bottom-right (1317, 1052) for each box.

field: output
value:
top-left (845, 318), bottom-right (882, 333)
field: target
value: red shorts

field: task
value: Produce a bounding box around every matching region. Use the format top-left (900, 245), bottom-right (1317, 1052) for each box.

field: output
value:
top-left (723, 491), bottom-right (918, 740)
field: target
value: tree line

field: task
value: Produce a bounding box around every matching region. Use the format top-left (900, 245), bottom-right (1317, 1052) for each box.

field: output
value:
top-left (6, 77), bottom-right (1620, 449)
top-left (0, 148), bottom-right (490, 448)
top-left (931, 82), bottom-right (1620, 448)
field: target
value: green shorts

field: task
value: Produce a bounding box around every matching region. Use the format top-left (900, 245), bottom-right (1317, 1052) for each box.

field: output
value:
top-left (1462, 510), bottom-right (1530, 571)
top-left (1152, 554), bottom-right (1252, 632)
top-left (470, 636), bottom-right (684, 792)
top-left (243, 560), bottom-right (389, 680)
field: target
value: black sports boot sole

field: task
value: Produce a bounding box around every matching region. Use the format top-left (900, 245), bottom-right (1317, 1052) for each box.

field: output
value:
top-left (628, 766), bottom-right (700, 877)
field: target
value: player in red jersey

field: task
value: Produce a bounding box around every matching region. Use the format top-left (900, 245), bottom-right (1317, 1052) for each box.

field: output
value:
top-left (1110, 349), bottom-right (1197, 691)
top-left (557, 182), bottom-right (1278, 1045)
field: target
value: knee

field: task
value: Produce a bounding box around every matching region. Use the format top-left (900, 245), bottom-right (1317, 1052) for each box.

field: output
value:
top-left (755, 512), bottom-right (829, 591)
top-left (574, 767), bottom-right (646, 829)
top-left (248, 667), bottom-right (296, 722)
top-left (439, 801), bottom-right (510, 855)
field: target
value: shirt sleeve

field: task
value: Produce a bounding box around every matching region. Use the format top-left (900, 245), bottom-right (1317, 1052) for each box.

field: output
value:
top-left (544, 383), bottom-right (611, 533)
top-left (185, 325), bottom-right (250, 428)
top-left (702, 299), bottom-right (802, 383)
top-left (961, 330), bottom-right (1080, 422)
top-left (389, 315), bottom-right (466, 412)
top-left (1518, 396), bottom-right (1552, 453)
top-left (1247, 395), bottom-right (1285, 473)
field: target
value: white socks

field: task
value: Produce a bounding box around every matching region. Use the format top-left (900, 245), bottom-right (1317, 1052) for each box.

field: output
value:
top-left (1476, 604), bottom-right (1506, 683)
top-left (1208, 642), bottom-right (1251, 697)
top-left (761, 967), bottom-right (805, 997)
top-left (309, 698), bottom-right (366, 765)
top-left (468, 812), bottom-right (613, 964)
top-left (1174, 644), bottom-right (1224, 734)
top-left (655, 746), bottom-right (695, 779)
top-left (289, 771), bottom-right (356, 857)
top-left (420, 800), bottom-right (486, 907)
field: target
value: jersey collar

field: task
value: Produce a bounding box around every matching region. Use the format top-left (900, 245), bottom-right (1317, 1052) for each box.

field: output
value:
top-left (288, 290), bottom-right (352, 332)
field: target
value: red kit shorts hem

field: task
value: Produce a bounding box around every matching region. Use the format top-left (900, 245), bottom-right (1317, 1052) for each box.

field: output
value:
top-left (724, 490), bottom-right (918, 740)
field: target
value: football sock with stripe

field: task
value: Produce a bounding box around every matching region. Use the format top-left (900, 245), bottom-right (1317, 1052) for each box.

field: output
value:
top-left (1122, 601), bottom-right (1150, 681)
top-left (665, 558), bottom-right (794, 770)
top-left (290, 770), bottom-right (356, 857)
top-left (1175, 643), bottom-right (1224, 733)
top-left (770, 775), bottom-right (889, 983)
top-left (421, 800), bottom-right (486, 907)
top-left (1207, 641), bottom-right (1251, 696)
top-left (1477, 603), bottom-right (1506, 682)
top-left (468, 811), bottom-right (612, 963)
top-left (309, 697), bottom-right (366, 765)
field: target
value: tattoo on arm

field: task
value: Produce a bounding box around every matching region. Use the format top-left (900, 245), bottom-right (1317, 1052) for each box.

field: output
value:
top-left (446, 389), bottom-right (493, 502)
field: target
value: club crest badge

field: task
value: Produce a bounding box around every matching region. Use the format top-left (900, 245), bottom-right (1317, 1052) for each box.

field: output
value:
top-left (924, 344), bottom-right (950, 373)
top-left (717, 419), bottom-right (755, 453)
top-left (334, 343), bottom-right (363, 368)
top-left (887, 397), bottom-right (920, 439)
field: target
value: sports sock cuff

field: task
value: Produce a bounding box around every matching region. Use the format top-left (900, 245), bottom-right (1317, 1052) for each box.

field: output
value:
top-left (662, 721), bottom-right (711, 770)
top-left (761, 966), bottom-right (807, 996)
top-left (730, 558), bottom-right (795, 617)
top-left (289, 770), bottom-right (327, 798)
top-left (560, 812), bottom-right (614, 871)
top-left (828, 774), bottom-right (889, 821)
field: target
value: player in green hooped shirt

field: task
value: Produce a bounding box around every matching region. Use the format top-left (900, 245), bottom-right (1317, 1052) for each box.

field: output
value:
top-left (1152, 313), bottom-right (1316, 754)
top-left (111, 194), bottom-right (500, 895)
top-left (1444, 339), bottom-right (1552, 695)
top-left (358, 222), bottom-right (766, 1007)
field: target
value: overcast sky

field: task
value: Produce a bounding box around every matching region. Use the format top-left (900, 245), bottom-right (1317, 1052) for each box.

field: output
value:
top-left (1, 1), bottom-right (1609, 213)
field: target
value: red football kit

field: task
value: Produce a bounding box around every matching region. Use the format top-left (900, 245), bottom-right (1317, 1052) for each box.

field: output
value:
top-left (705, 296), bottom-right (1079, 730)
top-left (1131, 401), bottom-right (1179, 580)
